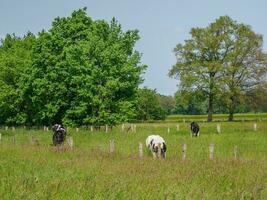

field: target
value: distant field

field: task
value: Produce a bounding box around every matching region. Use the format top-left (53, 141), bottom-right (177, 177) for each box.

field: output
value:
top-left (167, 113), bottom-right (267, 122)
top-left (0, 121), bottom-right (267, 199)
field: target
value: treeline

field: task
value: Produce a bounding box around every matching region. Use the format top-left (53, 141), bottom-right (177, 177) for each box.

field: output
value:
top-left (0, 8), bottom-right (147, 126)
top-left (1, 10), bottom-right (267, 125)
top-left (141, 84), bottom-right (267, 120)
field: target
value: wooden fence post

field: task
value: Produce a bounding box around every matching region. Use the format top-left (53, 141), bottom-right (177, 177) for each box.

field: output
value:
top-left (216, 124), bottom-right (221, 134)
top-left (134, 124), bottom-right (137, 132)
top-left (76, 127), bottom-right (79, 132)
top-left (109, 139), bottom-right (115, 154)
top-left (253, 123), bottom-right (257, 131)
top-left (167, 127), bottom-right (170, 133)
top-left (182, 144), bottom-right (187, 161)
top-left (138, 142), bottom-right (143, 158)
top-left (90, 126), bottom-right (93, 132)
top-left (233, 146), bottom-right (237, 160)
top-left (105, 125), bottom-right (108, 133)
top-left (176, 124), bottom-right (180, 131)
top-left (0, 133), bottom-right (2, 142)
top-left (121, 123), bottom-right (125, 132)
top-left (12, 126), bottom-right (15, 131)
top-left (43, 126), bottom-right (46, 131)
top-left (12, 135), bottom-right (16, 145)
top-left (67, 137), bottom-right (74, 151)
top-left (5, 126), bottom-right (8, 131)
top-left (209, 143), bottom-right (214, 160)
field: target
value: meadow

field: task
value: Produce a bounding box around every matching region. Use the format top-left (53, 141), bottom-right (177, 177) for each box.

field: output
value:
top-left (0, 119), bottom-right (267, 199)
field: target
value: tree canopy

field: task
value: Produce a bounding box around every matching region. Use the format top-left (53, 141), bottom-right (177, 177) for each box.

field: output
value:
top-left (169, 16), bottom-right (267, 121)
top-left (0, 8), bottom-right (146, 126)
top-left (136, 88), bottom-right (166, 121)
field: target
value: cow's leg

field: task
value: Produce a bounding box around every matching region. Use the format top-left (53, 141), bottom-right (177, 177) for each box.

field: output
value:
top-left (152, 152), bottom-right (156, 159)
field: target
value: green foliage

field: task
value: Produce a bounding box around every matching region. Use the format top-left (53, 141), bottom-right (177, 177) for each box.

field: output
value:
top-left (136, 88), bottom-right (166, 121)
top-left (174, 90), bottom-right (207, 115)
top-left (170, 16), bottom-right (267, 121)
top-left (157, 94), bottom-right (176, 115)
top-left (0, 8), bottom-right (146, 126)
top-left (0, 33), bottom-right (35, 125)
top-left (245, 82), bottom-right (267, 113)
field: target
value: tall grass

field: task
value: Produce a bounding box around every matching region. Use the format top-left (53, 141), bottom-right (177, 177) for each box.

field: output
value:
top-left (0, 121), bottom-right (267, 199)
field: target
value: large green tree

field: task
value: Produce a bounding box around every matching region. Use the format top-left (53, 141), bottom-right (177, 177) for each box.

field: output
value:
top-left (0, 33), bottom-right (35, 125)
top-left (220, 19), bottom-right (267, 121)
top-left (21, 8), bottom-right (146, 126)
top-left (169, 16), bottom-right (267, 121)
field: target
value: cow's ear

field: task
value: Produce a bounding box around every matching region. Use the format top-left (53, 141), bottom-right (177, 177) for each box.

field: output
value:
top-left (163, 142), bottom-right (167, 151)
top-left (150, 139), bottom-right (154, 146)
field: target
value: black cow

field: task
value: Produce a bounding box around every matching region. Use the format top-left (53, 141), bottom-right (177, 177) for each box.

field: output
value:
top-left (52, 124), bottom-right (66, 146)
top-left (190, 121), bottom-right (200, 137)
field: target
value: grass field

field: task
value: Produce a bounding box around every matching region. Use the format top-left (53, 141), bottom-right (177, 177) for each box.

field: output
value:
top-left (0, 121), bottom-right (267, 199)
top-left (166, 113), bottom-right (267, 122)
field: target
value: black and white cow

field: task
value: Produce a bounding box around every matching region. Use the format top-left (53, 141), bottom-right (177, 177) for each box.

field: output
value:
top-left (146, 135), bottom-right (167, 159)
top-left (52, 124), bottom-right (66, 146)
top-left (190, 121), bottom-right (200, 137)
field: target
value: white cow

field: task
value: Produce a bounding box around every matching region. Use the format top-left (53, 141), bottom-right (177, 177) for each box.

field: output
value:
top-left (146, 135), bottom-right (167, 159)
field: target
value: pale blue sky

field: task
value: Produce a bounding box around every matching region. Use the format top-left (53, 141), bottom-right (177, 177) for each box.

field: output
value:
top-left (1, 0), bottom-right (267, 95)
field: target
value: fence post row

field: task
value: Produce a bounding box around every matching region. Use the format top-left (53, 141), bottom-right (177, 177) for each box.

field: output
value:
top-left (233, 145), bottom-right (237, 160)
top-left (12, 135), bottom-right (16, 145)
top-left (121, 123), bottom-right (125, 132)
top-left (109, 139), bottom-right (115, 154)
top-left (253, 123), bottom-right (257, 131)
top-left (138, 142), bottom-right (143, 158)
top-left (105, 125), bottom-right (108, 133)
top-left (182, 144), bottom-right (187, 160)
top-left (176, 124), bottom-right (180, 131)
top-left (216, 124), bottom-right (221, 134)
top-left (209, 143), bottom-right (214, 160)
top-left (67, 137), bottom-right (74, 151)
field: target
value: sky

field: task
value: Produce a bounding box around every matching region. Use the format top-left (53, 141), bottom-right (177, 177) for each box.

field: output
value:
top-left (1, 0), bottom-right (267, 95)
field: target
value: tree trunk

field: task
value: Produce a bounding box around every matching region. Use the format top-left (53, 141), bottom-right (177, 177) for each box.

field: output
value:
top-left (228, 97), bottom-right (234, 121)
top-left (207, 93), bottom-right (213, 122)
top-left (228, 112), bottom-right (234, 121)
